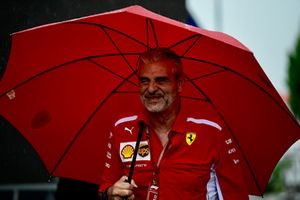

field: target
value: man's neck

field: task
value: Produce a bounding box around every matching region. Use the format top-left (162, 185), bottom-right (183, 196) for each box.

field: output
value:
top-left (147, 103), bottom-right (180, 137)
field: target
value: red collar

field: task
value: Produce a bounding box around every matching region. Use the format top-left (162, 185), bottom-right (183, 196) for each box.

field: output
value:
top-left (137, 105), bottom-right (188, 134)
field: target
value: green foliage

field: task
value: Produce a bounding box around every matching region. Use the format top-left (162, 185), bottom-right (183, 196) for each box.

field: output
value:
top-left (265, 159), bottom-right (292, 193)
top-left (288, 33), bottom-right (300, 119)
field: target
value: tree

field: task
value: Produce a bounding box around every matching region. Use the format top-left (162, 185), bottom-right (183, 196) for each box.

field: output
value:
top-left (288, 32), bottom-right (300, 119)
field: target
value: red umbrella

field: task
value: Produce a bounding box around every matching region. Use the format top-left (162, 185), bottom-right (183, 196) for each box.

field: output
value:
top-left (0, 5), bottom-right (299, 196)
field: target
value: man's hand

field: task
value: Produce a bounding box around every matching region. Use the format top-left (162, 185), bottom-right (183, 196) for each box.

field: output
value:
top-left (107, 176), bottom-right (138, 200)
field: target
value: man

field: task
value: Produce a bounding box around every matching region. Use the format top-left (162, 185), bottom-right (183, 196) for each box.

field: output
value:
top-left (99, 48), bottom-right (249, 199)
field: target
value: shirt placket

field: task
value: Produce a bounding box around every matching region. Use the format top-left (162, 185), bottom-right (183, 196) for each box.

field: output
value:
top-left (147, 127), bottom-right (174, 187)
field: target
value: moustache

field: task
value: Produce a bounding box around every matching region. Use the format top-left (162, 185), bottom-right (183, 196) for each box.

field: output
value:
top-left (143, 92), bottom-right (164, 98)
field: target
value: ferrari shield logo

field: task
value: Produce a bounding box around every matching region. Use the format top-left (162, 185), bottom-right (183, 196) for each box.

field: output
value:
top-left (186, 132), bottom-right (196, 145)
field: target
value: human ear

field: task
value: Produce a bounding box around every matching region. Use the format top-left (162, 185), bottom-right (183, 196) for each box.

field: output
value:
top-left (177, 76), bottom-right (185, 92)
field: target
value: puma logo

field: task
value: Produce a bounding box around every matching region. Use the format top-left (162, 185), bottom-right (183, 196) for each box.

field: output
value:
top-left (124, 127), bottom-right (134, 135)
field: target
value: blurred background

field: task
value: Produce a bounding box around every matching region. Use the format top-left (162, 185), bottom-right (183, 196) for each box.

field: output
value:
top-left (0, 0), bottom-right (299, 199)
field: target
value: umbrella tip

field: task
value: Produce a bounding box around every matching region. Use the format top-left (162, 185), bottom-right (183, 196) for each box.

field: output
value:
top-left (127, 5), bottom-right (142, 9)
top-left (47, 176), bottom-right (53, 183)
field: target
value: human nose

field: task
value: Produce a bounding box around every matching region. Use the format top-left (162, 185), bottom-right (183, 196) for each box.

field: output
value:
top-left (147, 81), bottom-right (158, 93)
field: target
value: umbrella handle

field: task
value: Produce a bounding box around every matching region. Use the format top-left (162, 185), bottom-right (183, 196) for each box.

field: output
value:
top-left (122, 121), bottom-right (145, 200)
top-left (127, 121), bottom-right (145, 183)
top-left (123, 121), bottom-right (144, 200)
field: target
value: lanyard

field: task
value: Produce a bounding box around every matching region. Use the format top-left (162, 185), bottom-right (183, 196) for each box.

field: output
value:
top-left (145, 126), bottom-right (171, 186)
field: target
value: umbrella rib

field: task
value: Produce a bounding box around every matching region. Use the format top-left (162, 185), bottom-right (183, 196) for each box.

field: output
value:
top-left (146, 19), bottom-right (150, 48)
top-left (184, 57), bottom-right (226, 71)
top-left (50, 71), bottom-right (137, 175)
top-left (0, 59), bottom-right (82, 97)
top-left (184, 74), bottom-right (264, 195)
top-left (149, 19), bottom-right (158, 47)
top-left (0, 53), bottom-right (139, 98)
top-left (189, 69), bottom-right (228, 81)
top-left (115, 91), bottom-right (139, 94)
top-left (101, 26), bottom-right (136, 73)
top-left (180, 95), bottom-right (207, 101)
top-left (169, 34), bottom-right (202, 57)
top-left (181, 35), bottom-right (201, 57)
top-left (88, 58), bottom-right (138, 87)
top-left (147, 19), bottom-right (159, 47)
top-left (183, 57), bottom-right (300, 126)
top-left (67, 21), bottom-right (147, 48)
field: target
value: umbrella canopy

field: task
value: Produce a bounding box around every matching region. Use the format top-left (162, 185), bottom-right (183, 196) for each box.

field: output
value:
top-left (0, 5), bottom-right (299, 196)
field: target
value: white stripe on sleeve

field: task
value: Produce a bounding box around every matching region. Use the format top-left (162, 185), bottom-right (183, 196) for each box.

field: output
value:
top-left (186, 117), bottom-right (222, 131)
top-left (114, 115), bottom-right (138, 127)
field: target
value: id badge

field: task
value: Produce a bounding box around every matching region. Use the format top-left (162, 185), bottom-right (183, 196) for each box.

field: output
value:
top-left (146, 185), bottom-right (159, 200)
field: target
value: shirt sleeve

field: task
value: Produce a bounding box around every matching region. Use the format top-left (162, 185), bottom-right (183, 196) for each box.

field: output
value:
top-left (214, 126), bottom-right (249, 199)
top-left (99, 129), bottom-right (123, 192)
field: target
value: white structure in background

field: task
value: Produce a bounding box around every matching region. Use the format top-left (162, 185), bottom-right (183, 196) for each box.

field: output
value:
top-left (186, 0), bottom-right (300, 199)
top-left (284, 142), bottom-right (300, 186)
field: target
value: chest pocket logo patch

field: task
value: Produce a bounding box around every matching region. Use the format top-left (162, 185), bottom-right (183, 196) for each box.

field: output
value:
top-left (120, 141), bottom-right (151, 162)
top-left (138, 143), bottom-right (150, 157)
top-left (121, 145), bottom-right (134, 159)
top-left (186, 132), bottom-right (196, 145)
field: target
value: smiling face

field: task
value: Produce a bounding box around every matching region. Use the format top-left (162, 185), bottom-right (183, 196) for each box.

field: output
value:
top-left (138, 60), bottom-right (184, 113)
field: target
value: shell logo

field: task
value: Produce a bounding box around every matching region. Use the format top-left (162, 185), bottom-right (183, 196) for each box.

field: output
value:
top-left (121, 145), bottom-right (134, 159)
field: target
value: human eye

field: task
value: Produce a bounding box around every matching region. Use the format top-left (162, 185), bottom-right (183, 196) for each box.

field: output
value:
top-left (139, 77), bottom-right (149, 85)
top-left (155, 77), bottom-right (170, 85)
